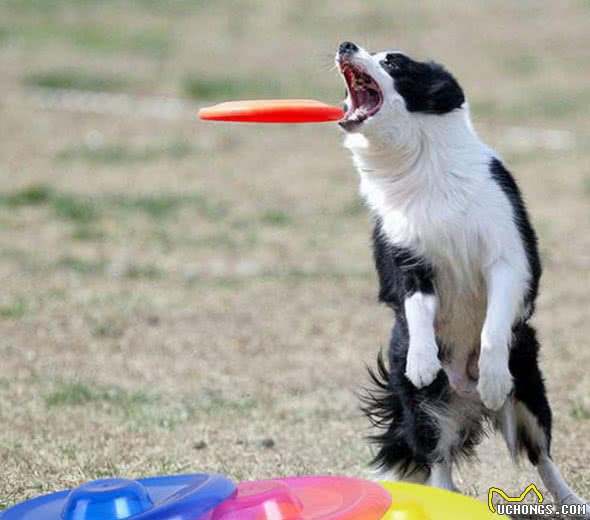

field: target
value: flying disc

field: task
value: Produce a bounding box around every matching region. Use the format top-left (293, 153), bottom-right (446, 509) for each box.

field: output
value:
top-left (198, 99), bottom-right (344, 123)
top-left (201, 476), bottom-right (391, 520)
top-left (0, 474), bottom-right (236, 520)
top-left (380, 481), bottom-right (498, 520)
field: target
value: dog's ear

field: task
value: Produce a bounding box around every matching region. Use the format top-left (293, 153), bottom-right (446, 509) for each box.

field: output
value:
top-left (393, 60), bottom-right (465, 115)
top-left (426, 63), bottom-right (465, 114)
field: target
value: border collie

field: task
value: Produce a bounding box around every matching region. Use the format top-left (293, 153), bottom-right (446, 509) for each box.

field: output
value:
top-left (335, 41), bottom-right (588, 511)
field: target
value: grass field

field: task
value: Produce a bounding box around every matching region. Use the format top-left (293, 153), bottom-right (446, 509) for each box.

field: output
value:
top-left (1, 0), bottom-right (589, 514)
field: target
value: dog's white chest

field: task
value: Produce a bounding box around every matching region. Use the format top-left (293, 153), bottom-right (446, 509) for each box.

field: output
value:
top-left (383, 211), bottom-right (488, 351)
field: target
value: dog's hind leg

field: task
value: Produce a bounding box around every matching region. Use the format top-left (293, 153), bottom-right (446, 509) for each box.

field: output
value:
top-left (362, 326), bottom-right (469, 490)
top-left (429, 459), bottom-right (457, 492)
top-left (499, 324), bottom-right (589, 514)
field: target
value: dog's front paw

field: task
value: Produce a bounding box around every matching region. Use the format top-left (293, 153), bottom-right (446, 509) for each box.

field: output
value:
top-left (405, 345), bottom-right (441, 389)
top-left (477, 349), bottom-right (513, 411)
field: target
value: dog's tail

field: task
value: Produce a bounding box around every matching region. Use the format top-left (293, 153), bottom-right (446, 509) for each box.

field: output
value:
top-left (359, 351), bottom-right (398, 430)
top-left (358, 351), bottom-right (430, 481)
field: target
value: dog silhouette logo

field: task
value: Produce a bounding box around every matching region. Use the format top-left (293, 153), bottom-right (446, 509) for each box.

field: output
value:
top-left (488, 483), bottom-right (544, 514)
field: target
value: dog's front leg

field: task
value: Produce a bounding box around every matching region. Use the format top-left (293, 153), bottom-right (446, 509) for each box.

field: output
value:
top-left (404, 291), bottom-right (441, 388)
top-left (478, 259), bottom-right (524, 410)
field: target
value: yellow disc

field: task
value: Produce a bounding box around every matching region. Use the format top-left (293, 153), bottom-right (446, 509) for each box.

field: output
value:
top-left (379, 482), bottom-right (499, 520)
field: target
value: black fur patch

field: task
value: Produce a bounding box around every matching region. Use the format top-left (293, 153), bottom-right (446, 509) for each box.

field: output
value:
top-left (380, 53), bottom-right (465, 114)
top-left (372, 218), bottom-right (434, 312)
top-left (509, 323), bottom-right (552, 461)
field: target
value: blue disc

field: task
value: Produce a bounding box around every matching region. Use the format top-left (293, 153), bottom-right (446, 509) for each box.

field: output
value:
top-left (0, 474), bottom-right (236, 520)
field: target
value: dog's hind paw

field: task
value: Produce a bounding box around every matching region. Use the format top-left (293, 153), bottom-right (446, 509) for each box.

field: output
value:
top-left (559, 494), bottom-right (590, 519)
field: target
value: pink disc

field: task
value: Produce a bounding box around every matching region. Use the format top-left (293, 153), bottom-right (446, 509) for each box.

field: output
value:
top-left (201, 476), bottom-right (391, 520)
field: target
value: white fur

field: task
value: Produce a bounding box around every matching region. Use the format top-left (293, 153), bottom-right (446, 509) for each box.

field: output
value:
top-left (404, 292), bottom-right (441, 388)
top-left (478, 260), bottom-right (524, 410)
top-left (497, 397), bottom-right (518, 460)
top-left (371, 466), bottom-right (428, 485)
top-left (421, 396), bottom-right (483, 462)
top-left (340, 46), bottom-right (530, 410)
top-left (429, 461), bottom-right (457, 492)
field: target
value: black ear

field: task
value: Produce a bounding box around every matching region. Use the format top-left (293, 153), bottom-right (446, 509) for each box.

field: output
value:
top-left (425, 63), bottom-right (465, 114)
top-left (392, 59), bottom-right (466, 115)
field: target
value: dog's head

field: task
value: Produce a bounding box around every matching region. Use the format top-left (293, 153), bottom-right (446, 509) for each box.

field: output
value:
top-left (336, 42), bottom-right (465, 140)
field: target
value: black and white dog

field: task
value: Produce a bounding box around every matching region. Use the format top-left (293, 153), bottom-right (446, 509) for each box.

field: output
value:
top-left (335, 41), bottom-right (588, 510)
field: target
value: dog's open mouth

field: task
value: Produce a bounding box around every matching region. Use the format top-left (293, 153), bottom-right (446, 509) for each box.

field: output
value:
top-left (339, 61), bottom-right (383, 130)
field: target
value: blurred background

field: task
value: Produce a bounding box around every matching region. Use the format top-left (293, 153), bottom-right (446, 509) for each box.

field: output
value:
top-left (0, 0), bottom-right (589, 509)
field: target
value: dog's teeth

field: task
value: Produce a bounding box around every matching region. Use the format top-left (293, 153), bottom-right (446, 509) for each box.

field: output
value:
top-left (351, 107), bottom-right (366, 120)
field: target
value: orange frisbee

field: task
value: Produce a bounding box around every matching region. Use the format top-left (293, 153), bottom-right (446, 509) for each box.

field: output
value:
top-left (198, 99), bottom-right (344, 123)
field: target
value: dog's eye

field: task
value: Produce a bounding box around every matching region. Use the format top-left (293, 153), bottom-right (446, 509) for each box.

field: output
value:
top-left (381, 54), bottom-right (404, 73)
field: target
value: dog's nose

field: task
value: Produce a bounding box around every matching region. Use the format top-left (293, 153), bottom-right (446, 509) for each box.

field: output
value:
top-left (339, 41), bottom-right (358, 55)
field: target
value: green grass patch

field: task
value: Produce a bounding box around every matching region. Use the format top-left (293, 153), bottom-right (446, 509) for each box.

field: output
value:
top-left (91, 317), bottom-right (126, 339)
top-left (2, 0), bottom-right (202, 15)
top-left (0, 498), bottom-right (15, 512)
top-left (0, 185), bottom-right (227, 222)
top-left (472, 89), bottom-right (590, 121)
top-left (57, 258), bottom-right (163, 279)
top-left (339, 199), bottom-right (365, 217)
top-left (3, 20), bottom-right (171, 57)
top-left (68, 26), bottom-right (170, 56)
top-left (0, 185), bottom-right (98, 222)
top-left (45, 380), bottom-right (154, 413)
top-left (183, 72), bottom-right (336, 102)
top-left (71, 225), bottom-right (106, 241)
top-left (57, 142), bottom-right (194, 164)
top-left (186, 268), bottom-right (373, 288)
top-left (183, 74), bottom-right (282, 100)
top-left (0, 184), bottom-right (52, 206)
top-left (124, 264), bottom-right (162, 279)
top-left (51, 194), bottom-right (98, 223)
top-left (501, 55), bottom-right (540, 77)
top-left (198, 393), bottom-right (257, 415)
top-left (526, 90), bottom-right (590, 119)
top-left (0, 26), bottom-right (9, 45)
top-left (470, 98), bottom-right (501, 118)
top-left (260, 210), bottom-right (291, 226)
top-left (45, 380), bottom-right (95, 406)
top-left (570, 401), bottom-right (590, 421)
top-left (57, 257), bottom-right (162, 279)
top-left (0, 300), bottom-right (27, 319)
top-left (110, 194), bottom-right (185, 218)
top-left (44, 379), bottom-right (257, 430)
top-left (57, 256), bottom-right (105, 275)
top-left (107, 193), bottom-right (226, 219)
top-left (24, 69), bottom-right (127, 92)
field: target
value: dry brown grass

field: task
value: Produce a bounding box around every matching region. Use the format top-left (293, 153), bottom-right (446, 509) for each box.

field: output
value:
top-left (0, 0), bottom-right (589, 512)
